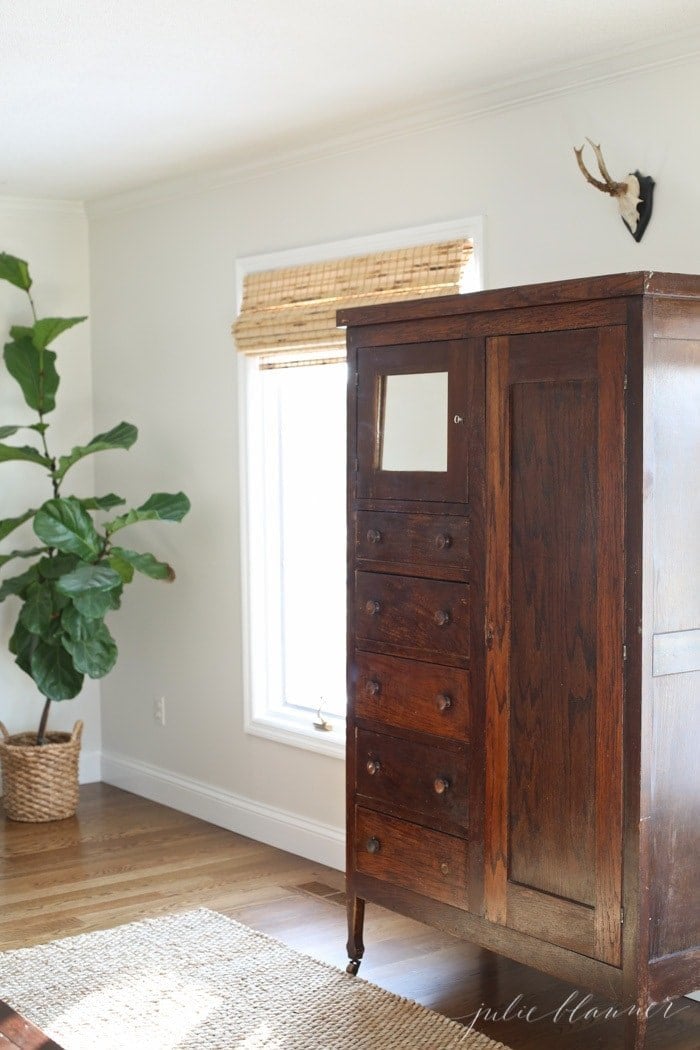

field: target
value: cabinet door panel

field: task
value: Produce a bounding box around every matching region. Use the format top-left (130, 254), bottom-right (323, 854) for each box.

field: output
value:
top-left (355, 339), bottom-right (480, 504)
top-left (485, 326), bottom-right (625, 967)
top-left (508, 375), bottom-right (597, 906)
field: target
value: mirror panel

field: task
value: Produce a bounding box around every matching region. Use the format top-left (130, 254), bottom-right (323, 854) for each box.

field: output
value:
top-left (380, 371), bottom-right (449, 473)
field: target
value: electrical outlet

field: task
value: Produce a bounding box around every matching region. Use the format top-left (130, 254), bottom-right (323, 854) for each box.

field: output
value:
top-left (153, 697), bottom-right (166, 727)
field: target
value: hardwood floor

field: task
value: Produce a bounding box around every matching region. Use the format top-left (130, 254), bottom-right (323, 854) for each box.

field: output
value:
top-left (1, 784), bottom-right (697, 1049)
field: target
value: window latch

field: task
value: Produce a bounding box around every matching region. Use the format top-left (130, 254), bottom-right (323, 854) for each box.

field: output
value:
top-left (313, 699), bottom-right (333, 733)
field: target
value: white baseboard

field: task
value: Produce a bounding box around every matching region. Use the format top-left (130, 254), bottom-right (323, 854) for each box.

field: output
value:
top-left (100, 749), bottom-right (345, 871)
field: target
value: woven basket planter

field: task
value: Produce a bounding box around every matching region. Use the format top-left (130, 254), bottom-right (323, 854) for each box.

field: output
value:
top-left (0, 720), bottom-right (83, 822)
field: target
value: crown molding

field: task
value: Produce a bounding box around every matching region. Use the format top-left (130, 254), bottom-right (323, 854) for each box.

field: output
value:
top-left (0, 195), bottom-right (85, 216)
top-left (87, 29), bottom-right (700, 218)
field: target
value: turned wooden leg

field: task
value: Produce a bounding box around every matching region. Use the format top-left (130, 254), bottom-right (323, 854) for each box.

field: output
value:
top-left (346, 894), bottom-right (365, 975)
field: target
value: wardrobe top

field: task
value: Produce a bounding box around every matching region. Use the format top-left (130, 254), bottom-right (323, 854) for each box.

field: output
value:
top-left (337, 271), bottom-right (700, 329)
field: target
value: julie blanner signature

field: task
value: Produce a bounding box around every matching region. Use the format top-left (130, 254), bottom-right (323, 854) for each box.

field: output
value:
top-left (457, 991), bottom-right (689, 1032)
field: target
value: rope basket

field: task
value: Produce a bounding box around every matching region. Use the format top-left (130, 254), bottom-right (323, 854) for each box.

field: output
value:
top-left (0, 720), bottom-right (83, 822)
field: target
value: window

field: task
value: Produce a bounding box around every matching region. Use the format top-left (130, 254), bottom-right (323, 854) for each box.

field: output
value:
top-left (236, 220), bottom-right (482, 757)
top-left (245, 358), bottom-right (347, 751)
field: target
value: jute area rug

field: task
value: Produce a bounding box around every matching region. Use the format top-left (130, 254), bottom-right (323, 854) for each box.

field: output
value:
top-left (0, 908), bottom-right (513, 1050)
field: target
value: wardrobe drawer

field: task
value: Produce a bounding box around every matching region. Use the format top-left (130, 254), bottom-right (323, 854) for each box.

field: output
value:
top-left (356, 728), bottom-right (468, 826)
top-left (353, 652), bottom-right (469, 740)
top-left (355, 572), bottom-right (469, 661)
top-left (356, 511), bottom-right (469, 576)
top-left (354, 807), bottom-right (468, 908)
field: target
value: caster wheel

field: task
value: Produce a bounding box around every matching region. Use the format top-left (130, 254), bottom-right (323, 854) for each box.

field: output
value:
top-left (346, 959), bottom-right (361, 975)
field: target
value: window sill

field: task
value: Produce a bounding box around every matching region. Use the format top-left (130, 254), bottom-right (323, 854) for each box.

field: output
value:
top-left (245, 711), bottom-right (346, 760)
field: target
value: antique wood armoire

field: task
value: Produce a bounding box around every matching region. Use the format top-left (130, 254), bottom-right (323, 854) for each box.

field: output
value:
top-left (339, 273), bottom-right (699, 1049)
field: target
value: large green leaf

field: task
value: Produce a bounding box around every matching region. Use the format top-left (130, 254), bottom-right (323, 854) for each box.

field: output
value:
top-left (4, 337), bottom-right (60, 414)
top-left (18, 581), bottom-right (54, 635)
top-left (37, 553), bottom-right (79, 579)
top-left (0, 442), bottom-right (50, 468)
top-left (33, 498), bottom-right (102, 560)
top-left (56, 561), bottom-right (123, 619)
top-left (0, 253), bottom-right (31, 291)
top-left (71, 586), bottom-right (122, 619)
top-left (77, 493), bottom-right (126, 512)
top-left (56, 561), bottom-right (122, 596)
top-left (7, 325), bottom-right (33, 342)
top-left (109, 546), bottom-right (175, 581)
top-left (108, 550), bottom-right (135, 584)
top-left (9, 620), bottom-right (38, 676)
top-left (0, 425), bottom-right (47, 438)
top-left (0, 546), bottom-right (46, 570)
top-left (62, 603), bottom-right (100, 641)
top-left (30, 639), bottom-right (84, 700)
top-left (0, 565), bottom-right (40, 603)
top-left (106, 491), bottom-right (190, 535)
top-left (0, 509), bottom-right (36, 542)
top-left (62, 621), bottom-right (117, 679)
top-left (14, 316), bottom-right (87, 351)
top-left (55, 422), bottom-right (138, 482)
top-left (18, 579), bottom-right (68, 641)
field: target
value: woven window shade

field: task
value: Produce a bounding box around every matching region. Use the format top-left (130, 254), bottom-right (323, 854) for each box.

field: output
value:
top-left (233, 239), bottom-right (473, 368)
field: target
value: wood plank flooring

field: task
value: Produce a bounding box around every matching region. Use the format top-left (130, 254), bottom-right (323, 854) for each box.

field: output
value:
top-left (1, 784), bottom-right (698, 1049)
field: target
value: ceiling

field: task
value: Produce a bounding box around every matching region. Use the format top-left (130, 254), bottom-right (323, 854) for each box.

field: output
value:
top-left (2, 1), bottom-right (700, 202)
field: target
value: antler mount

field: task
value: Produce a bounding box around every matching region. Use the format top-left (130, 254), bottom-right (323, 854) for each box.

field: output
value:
top-left (574, 137), bottom-right (655, 242)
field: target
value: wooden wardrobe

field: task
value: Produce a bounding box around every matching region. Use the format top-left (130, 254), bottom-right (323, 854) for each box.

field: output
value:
top-left (339, 272), bottom-right (699, 1049)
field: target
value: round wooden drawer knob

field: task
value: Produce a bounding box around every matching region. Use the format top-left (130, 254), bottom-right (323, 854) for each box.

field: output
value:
top-left (434, 609), bottom-right (451, 627)
top-left (365, 679), bottom-right (381, 697)
top-left (365, 600), bottom-right (381, 616)
top-left (366, 529), bottom-right (382, 544)
top-left (435, 533), bottom-right (453, 550)
top-left (366, 837), bottom-right (381, 854)
top-left (434, 776), bottom-right (451, 795)
top-left (366, 759), bottom-right (381, 776)
top-left (435, 693), bottom-right (452, 713)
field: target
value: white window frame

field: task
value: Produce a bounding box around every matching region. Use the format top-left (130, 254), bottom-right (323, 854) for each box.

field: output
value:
top-left (236, 216), bottom-right (485, 758)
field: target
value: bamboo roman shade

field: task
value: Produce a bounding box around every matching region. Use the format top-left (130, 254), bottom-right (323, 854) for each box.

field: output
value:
top-left (233, 239), bottom-right (473, 368)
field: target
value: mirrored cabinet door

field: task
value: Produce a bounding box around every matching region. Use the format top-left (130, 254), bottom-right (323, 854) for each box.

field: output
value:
top-left (380, 371), bottom-right (449, 472)
top-left (354, 339), bottom-right (480, 504)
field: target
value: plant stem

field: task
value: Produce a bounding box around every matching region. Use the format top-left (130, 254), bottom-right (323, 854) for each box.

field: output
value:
top-left (25, 288), bottom-right (60, 495)
top-left (20, 291), bottom-right (57, 747)
top-left (36, 698), bottom-right (52, 746)
top-left (39, 411), bottom-right (59, 496)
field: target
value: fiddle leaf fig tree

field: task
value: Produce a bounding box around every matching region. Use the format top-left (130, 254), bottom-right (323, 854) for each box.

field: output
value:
top-left (0, 253), bottom-right (190, 743)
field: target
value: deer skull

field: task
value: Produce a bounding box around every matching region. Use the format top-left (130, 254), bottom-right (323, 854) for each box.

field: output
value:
top-left (574, 138), bottom-right (655, 242)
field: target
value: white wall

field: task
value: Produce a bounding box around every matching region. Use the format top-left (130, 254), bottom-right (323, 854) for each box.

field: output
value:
top-left (88, 57), bottom-right (700, 865)
top-left (0, 200), bottom-right (101, 779)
